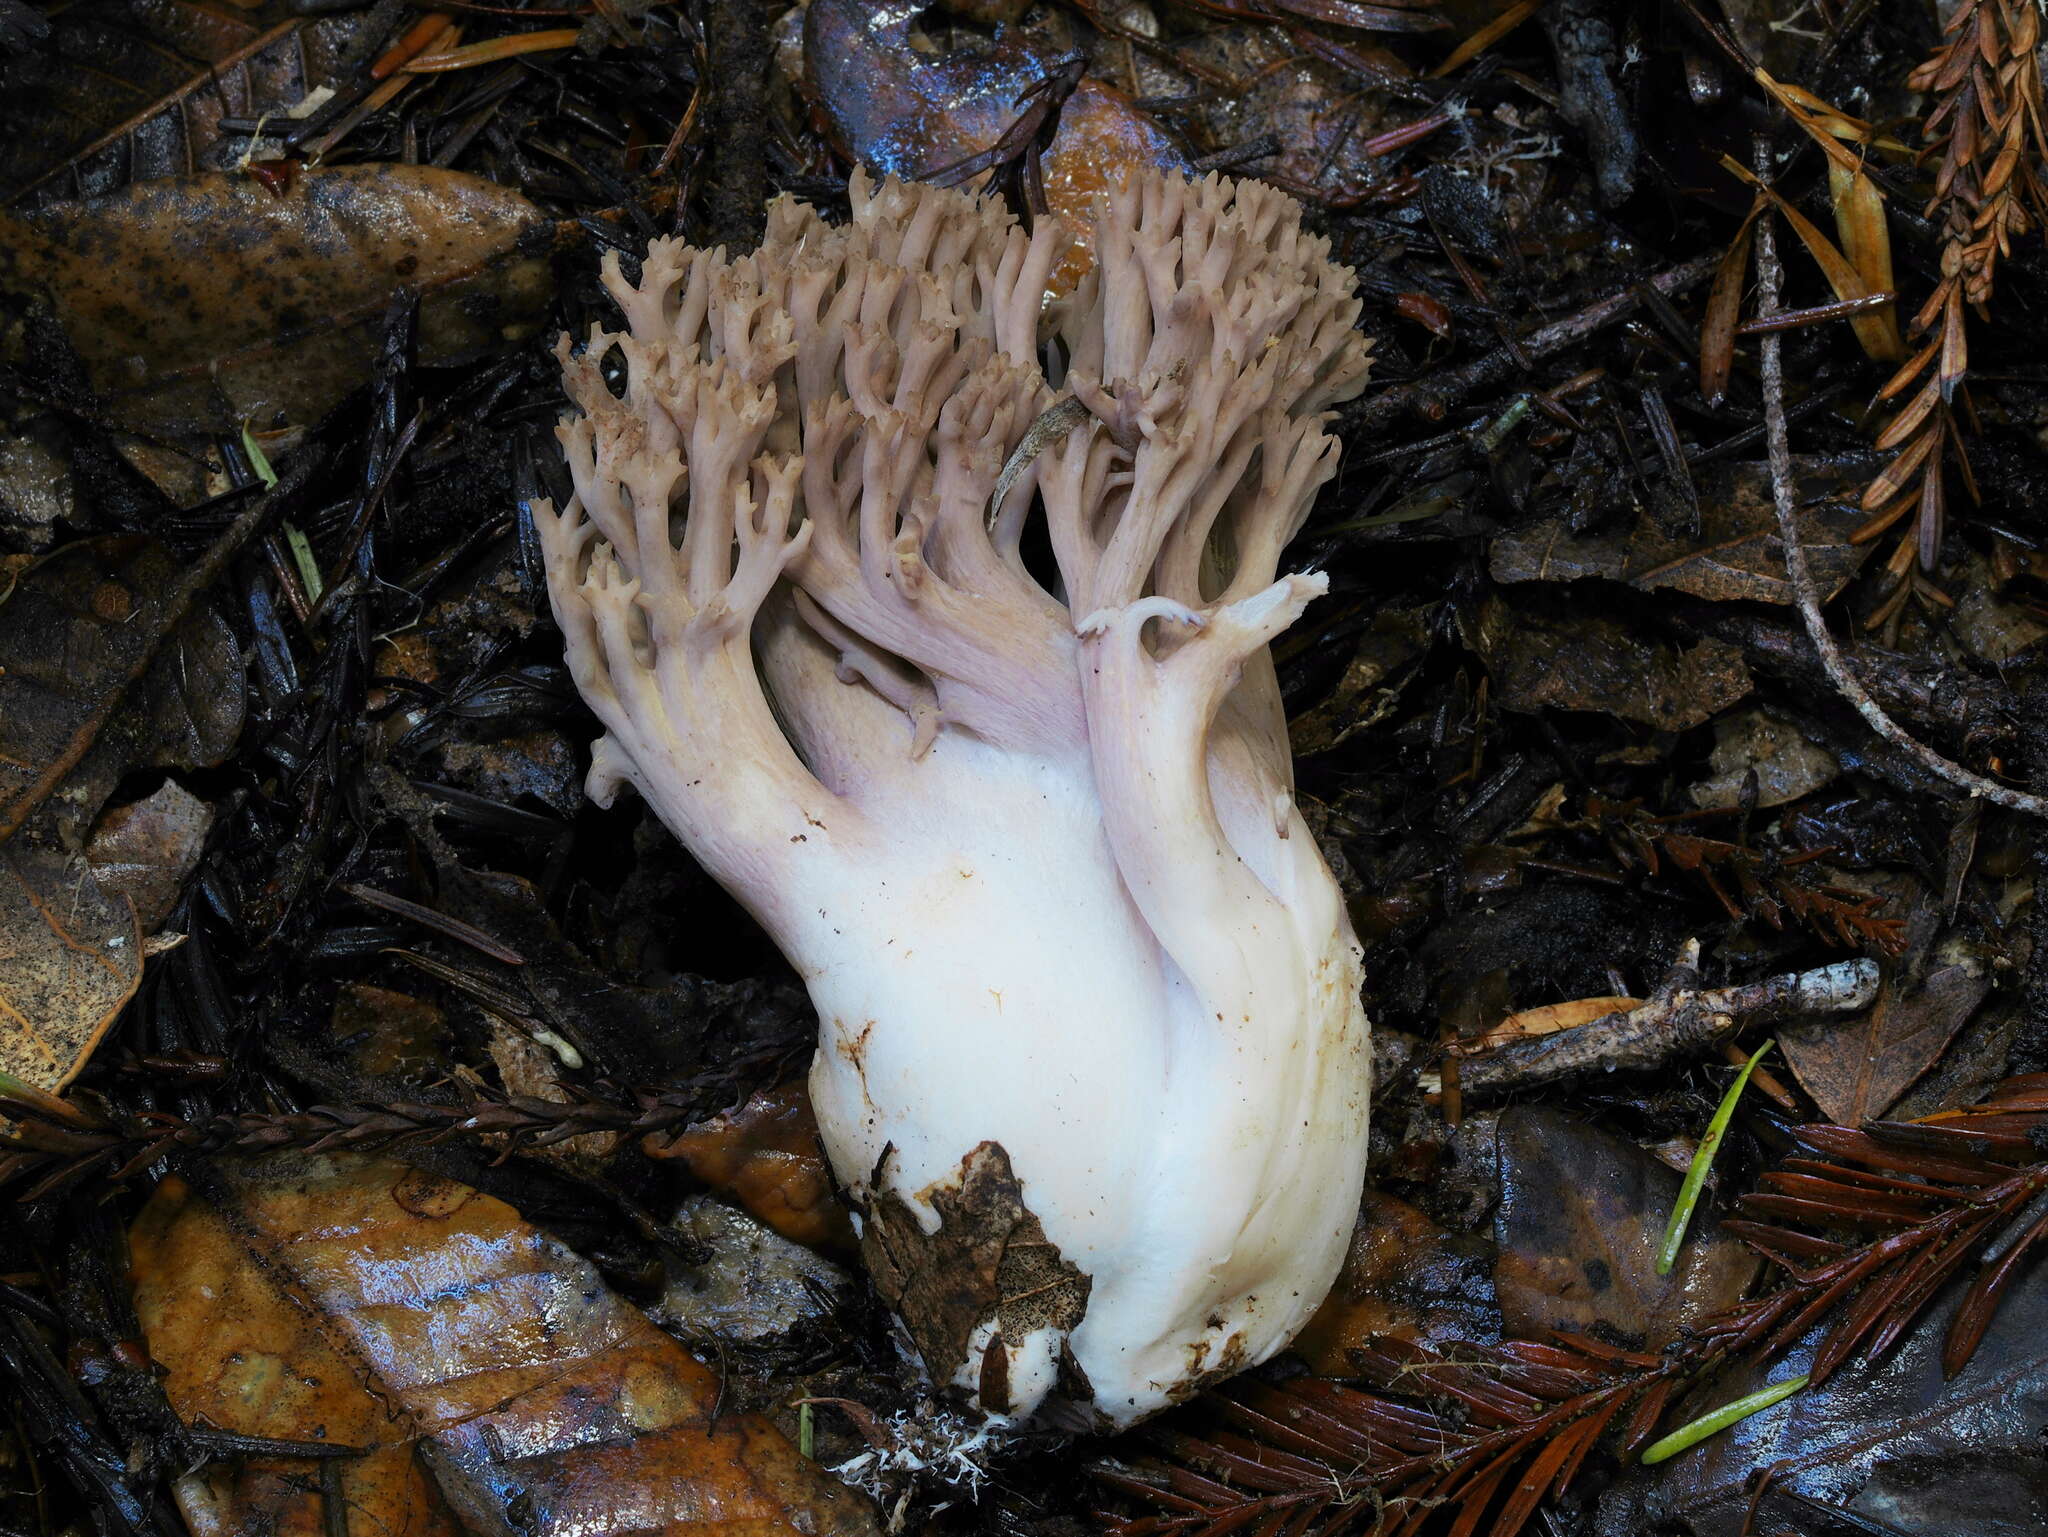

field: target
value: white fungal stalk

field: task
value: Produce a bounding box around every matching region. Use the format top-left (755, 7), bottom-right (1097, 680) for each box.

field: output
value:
top-left (535, 168), bottom-right (1373, 1429)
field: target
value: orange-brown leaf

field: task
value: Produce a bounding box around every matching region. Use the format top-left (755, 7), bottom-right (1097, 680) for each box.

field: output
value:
top-left (1700, 206), bottom-right (1760, 407)
top-left (657, 1080), bottom-right (858, 1253)
top-left (131, 1155), bottom-right (876, 1537)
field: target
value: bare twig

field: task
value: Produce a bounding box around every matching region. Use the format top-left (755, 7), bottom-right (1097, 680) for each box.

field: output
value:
top-left (1453, 941), bottom-right (1879, 1099)
top-left (1753, 149), bottom-right (2048, 820)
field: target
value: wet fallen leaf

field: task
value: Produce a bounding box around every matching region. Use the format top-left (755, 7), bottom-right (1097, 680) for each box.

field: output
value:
top-left (0, 843), bottom-right (140, 1093)
top-left (85, 780), bottom-right (214, 933)
top-left (1291, 1189), bottom-right (1499, 1370)
top-left (1688, 707), bottom-right (1840, 811)
top-left (0, 535), bottom-right (243, 847)
top-left (1491, 458), bottom-right (1879, 604)
top-left (330, 982), bottom-right (452, 1084)
top-left (1599, 1253), bottom-right (2048, 1537)
top-left (803, 0), bottom-right (1185, 278)
top-left (657, 1080), bottom-right (857, 1254)
top-left (131, 1154), bottom-right (878, 1537)
top-left (0, 535), bottom-right (237, 1091)
top-left (3, 165), bottom-right (554, 436)
top-left (1470, 590), bottom-right (1752, 730)
top-left (1494, 1106), bottom-right (1760, 1348)
top-left (1780, 941), bottom-right (1994, 1124)
top-left (657, 1194), bottom-right (856, 1347)
top-left (1168, 22), bottom-right (1414, 206)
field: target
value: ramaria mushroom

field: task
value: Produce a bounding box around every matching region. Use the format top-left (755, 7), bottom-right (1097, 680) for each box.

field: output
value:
top-left (535, 167), bottom-right (1373, 1429)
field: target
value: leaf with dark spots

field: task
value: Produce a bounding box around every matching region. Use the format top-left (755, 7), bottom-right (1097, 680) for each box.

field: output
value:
top-left (1490, 457), bottom-right (1880, 605)
top-left (85, 780), bottom-right (214, 933)
top-left (1781, 943), bottom-right (1995, 1125)
top-left (1494, 1106), bottom-right (1760, 1348)
top-left (0, 535), bottom-right (242, 849)
top-left (131, 1154), bottom-right (877, 1537)
top-left (1469, 589), bottom-right (1752, 730)
top-left (0, 842), bottom-right (140, 1093)
top-left (2, 165), bottom-right (554, 436)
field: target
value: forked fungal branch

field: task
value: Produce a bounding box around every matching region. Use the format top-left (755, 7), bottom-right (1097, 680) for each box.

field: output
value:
top-left (536, 166), bottom-right (1373, 1428)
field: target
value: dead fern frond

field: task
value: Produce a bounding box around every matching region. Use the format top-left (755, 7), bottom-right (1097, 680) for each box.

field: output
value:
top-left (1589, 797), bottom-right (1908, 958)
top-left (1859, 0), bottom-right (2048, 579)
top-left (0, 1080), bottom-right (719, 1200)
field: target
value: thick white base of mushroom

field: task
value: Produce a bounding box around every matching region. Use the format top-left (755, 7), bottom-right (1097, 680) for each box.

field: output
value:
top-left (792, 724), bottom-right (1371, 1428)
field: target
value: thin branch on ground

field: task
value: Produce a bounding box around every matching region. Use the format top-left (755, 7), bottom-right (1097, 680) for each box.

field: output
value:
top-left (1451, 941), bottom-right (1878, 1099)
top-left (1753, 147), bottom-right (2048, 821)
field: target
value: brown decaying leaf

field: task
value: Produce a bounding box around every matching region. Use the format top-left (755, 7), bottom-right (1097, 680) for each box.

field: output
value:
top-left (130, 1154), bottom-right (878, 1537)
top-left (803, 0), bottom-right (1186, 283)
top-left (1779, 947), bottom-right (1993, 1124)
top-left (1699, 200), bottom-right (1760, 408)
top-left (0, 535), bottom-right (240, 1092)
top-left (1688, 707), bottom-right (1839, 811)
top-left (0, 535), bottom-right (243, 847)
top-left (85, 780), bottom-right (214, 934)
top-left (860, 1140), bottom-right (1090, 1417)
top-left (2, 3), bottom-right (364, 208)
top-left (1291, 1189), bottom-right (1497, 1369)
top-left (1721, 156), bottom-right (1900, 363)
top-left (1490, 458), bottom-right (1879, 606)
top-left (1, 165), bottom-right (554, 436)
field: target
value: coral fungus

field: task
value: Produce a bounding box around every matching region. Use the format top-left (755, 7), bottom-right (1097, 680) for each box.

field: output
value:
top-left (536, 167), bottom-right (1372, 1427)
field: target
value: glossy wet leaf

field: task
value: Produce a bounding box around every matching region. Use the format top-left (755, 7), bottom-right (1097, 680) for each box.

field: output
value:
top-left (130, 1154), bottom-right (879, 1537)
top-left (85, 779), bottom-right (214, 933)
top-left (2, 165), bottom-right (554, 436)
top-left (656, 1079), bottom-right (856, 1254)
top-left (1291, 1189), bottom-right (1500, 1370)
top-left (804, 0), bottom-right (1184, 279)
top-left (1601, 1258), bottom-right (2048, 1537)
top-left (1688, 708), bottom-right (1840, 811)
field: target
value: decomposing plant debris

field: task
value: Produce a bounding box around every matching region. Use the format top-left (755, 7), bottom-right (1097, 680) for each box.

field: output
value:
top-left (1096, 1075), bottom-right (2048, 1537)
top-left (3, 0), bottom-right (2048, 1533)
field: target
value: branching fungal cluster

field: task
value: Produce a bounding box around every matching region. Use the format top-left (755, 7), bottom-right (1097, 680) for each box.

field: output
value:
top-left (534, 167), bottom-right (1374, 1426)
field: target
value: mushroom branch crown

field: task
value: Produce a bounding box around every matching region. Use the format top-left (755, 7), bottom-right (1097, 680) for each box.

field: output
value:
top-left (536, 167), bottom-right (1373, 1429)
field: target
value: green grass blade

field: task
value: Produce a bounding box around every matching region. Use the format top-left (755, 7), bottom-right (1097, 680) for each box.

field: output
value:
top-left (1657, 1039), bottom-right (1774, 1275)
